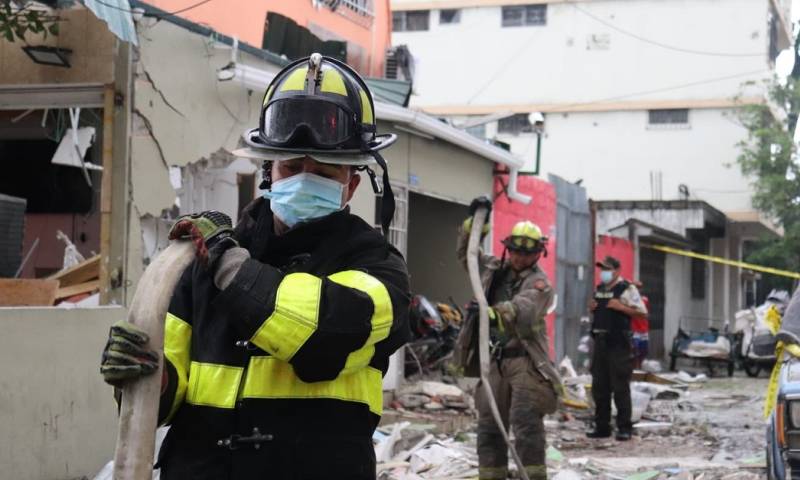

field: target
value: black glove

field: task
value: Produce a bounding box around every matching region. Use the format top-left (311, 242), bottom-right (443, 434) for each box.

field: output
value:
top-left (101, 320), bottom-right (159, 388)
top-left (468, 196), bottom-right (492, 218)
top-left (168, 210), bottom-right (238, 269)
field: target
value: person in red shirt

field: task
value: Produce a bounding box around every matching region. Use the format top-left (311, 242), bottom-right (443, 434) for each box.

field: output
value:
top-left (630, 281), bottom-right (650, 370)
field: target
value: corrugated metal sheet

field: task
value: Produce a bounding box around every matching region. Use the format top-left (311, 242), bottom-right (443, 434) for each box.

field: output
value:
top-left (83, 0), bottom-right (138, 46)
top-left (549, 174), bottom-right (592, 361)
top-left (365, 78), bottom-right (412, 107)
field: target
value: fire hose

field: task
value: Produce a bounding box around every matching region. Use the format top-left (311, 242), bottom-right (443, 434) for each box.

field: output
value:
top-left (112, 241), bottom-right (195, 480)
top-left (466, 205), bottom-right (530, 480)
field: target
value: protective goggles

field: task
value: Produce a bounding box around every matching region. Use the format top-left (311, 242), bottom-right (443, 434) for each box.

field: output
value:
top-left (504, 236), bottom-right (542, 252)
top-left (261, 98), bottom-right (360, 148)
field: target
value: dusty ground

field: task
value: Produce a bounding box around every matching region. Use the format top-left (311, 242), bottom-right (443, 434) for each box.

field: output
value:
top-left (379, 371), bottom-right (772, 479)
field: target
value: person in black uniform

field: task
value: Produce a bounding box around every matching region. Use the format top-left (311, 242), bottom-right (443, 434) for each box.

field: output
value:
top-left (587, 256), bottom-right (647, 441)
top-left (100, 54), bottom-right (410, 479)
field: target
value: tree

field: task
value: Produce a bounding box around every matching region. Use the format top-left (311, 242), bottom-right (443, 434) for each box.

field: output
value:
top-left (0, 1), bottom-right (60, 43)
top-left (735, 70), bottom-right (800, 292)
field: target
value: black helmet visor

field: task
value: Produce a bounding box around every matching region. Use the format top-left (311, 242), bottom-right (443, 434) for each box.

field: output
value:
top-left (262, 98), bottom-right (357, 148)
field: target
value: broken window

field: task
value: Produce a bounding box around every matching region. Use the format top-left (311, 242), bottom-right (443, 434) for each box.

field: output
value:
top-left (502, 5), bottom-right (547, 27)
top-left (439, 9), bottom-right (461, 24)
top-left (648, 109), bottom-right (689, 126)
top-left (393, 10), bottom-right (430, 32)
top-left (0, 109), bottom-right (103, 279)
top-left (498, 113), bottom-right (534, 135)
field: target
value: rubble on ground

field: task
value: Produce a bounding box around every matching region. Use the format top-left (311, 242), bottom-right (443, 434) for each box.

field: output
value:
top-left (382, 366), bottom-right (769, 479)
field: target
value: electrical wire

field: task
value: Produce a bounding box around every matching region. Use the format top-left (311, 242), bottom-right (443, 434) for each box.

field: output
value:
top-left (81, 0), bottom-right (216, 16)
top-left (553, 69), bottom-right (770, 111)
top-left (566, 1), bottom-right (764, 57)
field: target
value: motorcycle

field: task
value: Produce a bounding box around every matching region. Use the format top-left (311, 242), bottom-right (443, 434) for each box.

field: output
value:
top-left (405, 294), bottom-right (462, 376)
top-left (736, 290), bottom-right (790, 377)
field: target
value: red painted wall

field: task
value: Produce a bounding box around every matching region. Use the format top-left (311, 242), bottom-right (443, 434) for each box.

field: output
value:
top-left (594, 234), bottom-right (635, 284)
top-left (492, 175), bottom-right (558, 358)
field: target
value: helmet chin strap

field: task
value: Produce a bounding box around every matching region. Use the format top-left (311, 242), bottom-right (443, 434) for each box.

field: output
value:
top-left (370, 151), bottom-right (395, 238)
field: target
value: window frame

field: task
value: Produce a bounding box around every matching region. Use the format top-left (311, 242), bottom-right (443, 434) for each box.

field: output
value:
top-left (497, 113), bottom-right (534, 135)
top-left (501, 4), bottom-right (547, 27)
top-left (439, 8), bottom-right (461, 24)
top-left (393, 10), bottom-right (430, 32)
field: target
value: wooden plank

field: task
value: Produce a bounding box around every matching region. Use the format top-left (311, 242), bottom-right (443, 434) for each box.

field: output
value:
top-left (0, 279), bottom-right (60, 306)
top-left (47, 255), bottom-right (100, 287)
top-left (56, 279), bottom-right (100, 300)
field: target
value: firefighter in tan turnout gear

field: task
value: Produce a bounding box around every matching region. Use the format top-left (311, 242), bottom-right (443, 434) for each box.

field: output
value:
top-left (454, 197), bottom-right (562, 480)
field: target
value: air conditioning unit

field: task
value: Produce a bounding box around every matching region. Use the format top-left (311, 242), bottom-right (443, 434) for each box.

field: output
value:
top-left (0, 193), bottom-right (26, 278)
top-left (385, 45), bottom-right (414, 82)
top-left (385, 50), bottom-right (399, 79)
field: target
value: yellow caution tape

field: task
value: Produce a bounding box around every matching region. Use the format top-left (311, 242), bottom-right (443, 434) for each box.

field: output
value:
top-left (763, 307), bottom-right (800, 418)
top-left (766, 305), bottom-right (782, 336)
top-left (644, 244), bottom-right (800, 280)
top-left (765, 342), bottom-right (784, 418)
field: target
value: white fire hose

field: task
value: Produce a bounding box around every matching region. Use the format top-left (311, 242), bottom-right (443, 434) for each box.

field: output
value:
top-left (113, 241), bottom-right (195, 480)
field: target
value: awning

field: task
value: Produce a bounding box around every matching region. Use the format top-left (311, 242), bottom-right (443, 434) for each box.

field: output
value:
top-left (0, 84), bottom-right (105, 110)
top-left (82, 0), bottom-right (138, 46)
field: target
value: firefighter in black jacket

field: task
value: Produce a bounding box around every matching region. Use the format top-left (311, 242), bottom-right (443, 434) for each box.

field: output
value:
top-left (587, 256), bottom-right (647, 441)
top-left (101, 54), bottom-right (410, 479)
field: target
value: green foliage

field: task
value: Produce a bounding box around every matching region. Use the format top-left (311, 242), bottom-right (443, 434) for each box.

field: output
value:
top-left (0, 1), bottom-right (60, 43)
top-left (736, 76), bottom-right (800, 277)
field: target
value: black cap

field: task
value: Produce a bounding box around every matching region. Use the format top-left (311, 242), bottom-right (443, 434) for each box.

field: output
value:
top-left (596, 255), bottom-right (621, 270)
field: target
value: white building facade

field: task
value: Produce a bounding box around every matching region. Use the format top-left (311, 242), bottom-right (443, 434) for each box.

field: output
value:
top-left (391, 0), bottom-right (792, 213)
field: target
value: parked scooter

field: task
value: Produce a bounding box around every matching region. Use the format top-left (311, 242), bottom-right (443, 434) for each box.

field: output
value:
top-left (736, 290), bottom-right (790, 377)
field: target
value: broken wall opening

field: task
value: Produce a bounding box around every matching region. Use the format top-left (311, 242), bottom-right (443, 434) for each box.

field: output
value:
top-left (0, 108), bottom-right (104, 305)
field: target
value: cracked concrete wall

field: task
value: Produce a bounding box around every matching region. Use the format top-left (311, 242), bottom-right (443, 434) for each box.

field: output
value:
top-left (127, 19), bottom-right (282, 292)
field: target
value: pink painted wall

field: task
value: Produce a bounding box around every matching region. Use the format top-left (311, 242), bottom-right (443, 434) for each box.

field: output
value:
top-left (492, 174), bottom-right (558, 358)
top-left (594, 234), bottom-right (635, 285)
top-left (146, 0), bottom-right (391, 77)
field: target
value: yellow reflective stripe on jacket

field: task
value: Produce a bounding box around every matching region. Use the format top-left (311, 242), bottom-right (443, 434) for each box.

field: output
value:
top-left (250, 273), bottom-right (322, 361)
top-left (241, 356), bottom-right (383, 415)
top-left (185, 362), bottom-right (243, 409)
top-left (320, 68), bottom-right (347, 96)
top-left (163, 313), bottom-right (192, 422)
top-left (328, 270), bottom-right (393, 375)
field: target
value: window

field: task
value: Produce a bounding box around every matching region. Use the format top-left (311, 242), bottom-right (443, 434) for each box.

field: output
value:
top-left (439, 8), bottom-right (461, 24)
top-left (392, 10), bottom-right (430, 32)
top-left (498, 113), bottom-right (533, 135)
top-left (689, 238), bottom-right (708, 300)
top-left (501, 5), bottom-right (546, 27)
top-left (648, 109), bottom-right (689, 126)
top-left (375, 184), bottom-right (408, 257)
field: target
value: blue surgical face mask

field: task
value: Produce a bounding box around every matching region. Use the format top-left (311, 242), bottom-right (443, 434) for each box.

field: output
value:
top-left (261, 172), bottom-right (345, 228)
top-left (600, 270), bottom-right (614, 284)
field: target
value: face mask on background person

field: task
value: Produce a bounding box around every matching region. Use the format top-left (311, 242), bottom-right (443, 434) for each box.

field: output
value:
top-left (262, 172), bottom-right (345, 228)
top-left (600, 270), bottom-right (614, 284)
